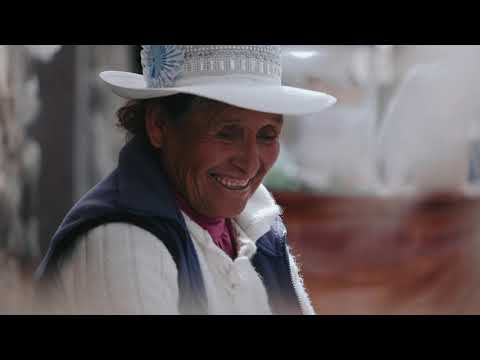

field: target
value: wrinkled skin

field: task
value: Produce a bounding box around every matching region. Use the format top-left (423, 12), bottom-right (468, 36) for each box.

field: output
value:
top-left (147, 100), bottom-right (283, 219)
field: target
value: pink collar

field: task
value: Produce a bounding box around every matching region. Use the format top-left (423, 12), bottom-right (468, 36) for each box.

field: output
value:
top-left (175, 193), bottom-right (237, 259)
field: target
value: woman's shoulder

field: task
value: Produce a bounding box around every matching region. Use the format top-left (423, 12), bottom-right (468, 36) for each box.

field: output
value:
top-left (68, 222), bottom-right (178, 274)
top-left (45, 222), bottom-right (180, 314)
top-left (84, 222), bottom-right (157, 240)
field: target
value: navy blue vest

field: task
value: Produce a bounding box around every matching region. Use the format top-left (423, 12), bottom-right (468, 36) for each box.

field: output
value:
top-left (36, 136), bottom-right (302, 315)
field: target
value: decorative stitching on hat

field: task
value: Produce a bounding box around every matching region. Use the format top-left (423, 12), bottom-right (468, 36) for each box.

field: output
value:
top-left (141, 45), bottom-right (282, 88)
top-left (180, 45), bottom-right (281, 82)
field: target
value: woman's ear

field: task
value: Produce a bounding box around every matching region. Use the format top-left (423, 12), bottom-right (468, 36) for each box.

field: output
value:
top-left (145, 104), bottom-right (167, 149)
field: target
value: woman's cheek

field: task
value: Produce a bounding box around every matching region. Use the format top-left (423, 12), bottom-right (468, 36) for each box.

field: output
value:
top-left (264, 142), bottom-right (281, 171)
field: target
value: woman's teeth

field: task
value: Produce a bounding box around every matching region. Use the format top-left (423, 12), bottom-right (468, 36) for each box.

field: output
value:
top-left (211, 174), bottom-right (250, 190)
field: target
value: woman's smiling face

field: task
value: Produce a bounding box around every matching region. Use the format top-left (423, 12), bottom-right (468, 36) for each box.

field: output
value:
top-left (155, 100), bottom-right (283, 218)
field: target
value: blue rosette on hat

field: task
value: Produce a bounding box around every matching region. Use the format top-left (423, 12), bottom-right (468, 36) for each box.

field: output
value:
top-left (141, 45), bottom-right (185, 88)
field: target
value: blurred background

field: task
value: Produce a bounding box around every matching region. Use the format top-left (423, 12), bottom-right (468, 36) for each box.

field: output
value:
top-left (2, 45), bottom-right (480, 314)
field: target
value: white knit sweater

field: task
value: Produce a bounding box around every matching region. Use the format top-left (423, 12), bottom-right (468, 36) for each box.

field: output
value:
top-left (41, 185), bottom-right (315, 315)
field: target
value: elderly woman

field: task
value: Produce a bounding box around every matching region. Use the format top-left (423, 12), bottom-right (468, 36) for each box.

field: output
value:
top-left (36, 45), bottom-right (336, 315)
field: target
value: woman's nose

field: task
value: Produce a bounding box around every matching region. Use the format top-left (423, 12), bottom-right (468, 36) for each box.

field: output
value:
top-left (232, 138), bottom-right (260, 177)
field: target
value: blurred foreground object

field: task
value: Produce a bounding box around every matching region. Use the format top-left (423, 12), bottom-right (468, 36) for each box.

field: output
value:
top-left (276, 191), bottom-right (480, 314)
top-left (272, 46), bottom-right (480, 313)
top-left (0, 45), bottom-right (45, 259)
top-left (378, 46), bottom-right (480, 194)
top-left (0, 45), bottom-right (61, 313)
top-left (274, 45), bottom-right (380, 195)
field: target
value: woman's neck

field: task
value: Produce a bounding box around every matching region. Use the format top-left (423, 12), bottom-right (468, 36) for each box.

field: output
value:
top-left (174, 192), bottom-right (225, 227)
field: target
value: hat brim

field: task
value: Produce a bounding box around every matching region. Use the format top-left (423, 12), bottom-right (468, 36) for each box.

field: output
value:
top-left (100, 71), bottom-right (336, 116)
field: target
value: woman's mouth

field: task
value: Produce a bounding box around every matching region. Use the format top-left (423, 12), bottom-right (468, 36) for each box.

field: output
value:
top-left (209, 173), bottom-right (252, 191)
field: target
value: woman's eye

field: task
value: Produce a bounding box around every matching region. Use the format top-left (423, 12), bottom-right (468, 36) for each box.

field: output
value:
top-left (217, 131), bottom-right (233, 140)
top-left (216, 125), bottom-right (239, 140)
top-left (215, 125), bottom-right (279, 143)
top-left (258, 129), bottom-right (278, 143)
top-left (259, 134), bottom-right (277, 140)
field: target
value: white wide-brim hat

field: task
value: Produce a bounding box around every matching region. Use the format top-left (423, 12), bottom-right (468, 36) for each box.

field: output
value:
top-left (100, 45), bottom-right (337, 116)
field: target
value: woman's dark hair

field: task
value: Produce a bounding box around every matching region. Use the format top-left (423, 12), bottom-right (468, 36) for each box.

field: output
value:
top-left (116, 94), bottom-right (200, 138)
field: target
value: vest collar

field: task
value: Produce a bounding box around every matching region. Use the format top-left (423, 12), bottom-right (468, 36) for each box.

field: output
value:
top-left (117, 136), bottom-right (181, 222)
top-left (234, 184), bottom-right (282, 242)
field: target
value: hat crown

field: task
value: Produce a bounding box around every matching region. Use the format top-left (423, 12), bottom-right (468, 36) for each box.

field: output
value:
top-left (141, 45), bottom-right (282, 88)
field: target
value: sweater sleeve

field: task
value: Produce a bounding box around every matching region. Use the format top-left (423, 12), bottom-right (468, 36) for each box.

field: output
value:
top-left (45, 223), bottom-right (180, 314)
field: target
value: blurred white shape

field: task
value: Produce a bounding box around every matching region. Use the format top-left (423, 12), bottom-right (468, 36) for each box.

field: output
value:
top-left (351, 46), bottom-right (372, 86)
top-left (17, 76), bottom-right (40, 127)
top-left (24, 45), bottom-right (62, 62)
top-left (378, 46), bottom-right (480, 194)
top-left (282, 46), bottom-right (380, 195)
top-left (294, 104), bottom-right (378, 194)
top-left (282, 46), bottom-right (357, 88)
top-left (375, 45), bottom-right (395, 85)
top-left (0, 45), bottom-right (9, 95)
top-left (289, 51), bottom-right (317, 59)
